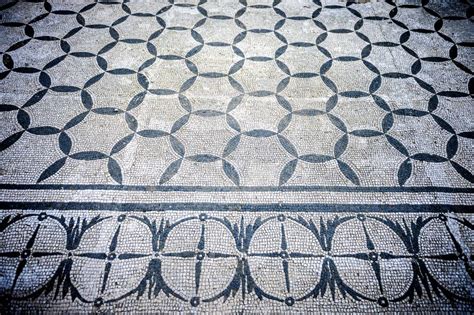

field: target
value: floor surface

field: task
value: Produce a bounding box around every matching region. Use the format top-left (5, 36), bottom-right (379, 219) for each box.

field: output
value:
top-left (0, 0), bottom-right (473, 312)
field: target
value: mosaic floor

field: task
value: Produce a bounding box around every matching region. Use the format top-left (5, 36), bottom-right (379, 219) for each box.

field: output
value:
top-left (0, 0), bottom-right (473, 312)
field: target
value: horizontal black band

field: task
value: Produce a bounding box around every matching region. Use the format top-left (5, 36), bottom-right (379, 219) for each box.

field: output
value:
top-left (0, 202), bottom-right (472, 213)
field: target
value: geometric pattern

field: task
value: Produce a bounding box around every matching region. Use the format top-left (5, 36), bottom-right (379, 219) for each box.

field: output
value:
top-left (1, 211), bottom-right (473, 311)
top-left (0, 0), bottom-right (473, 312)
top-left (0, 0), bottom-right (472, 188)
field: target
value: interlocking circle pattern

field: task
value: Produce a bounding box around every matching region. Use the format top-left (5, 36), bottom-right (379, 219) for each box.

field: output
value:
top-left (0, 0), bottom-right (472, 187)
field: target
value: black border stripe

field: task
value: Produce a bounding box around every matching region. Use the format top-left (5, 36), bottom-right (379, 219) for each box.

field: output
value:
top-left (0, 184), bottom-right (473, 193)
top-left (0, 202), bottom-right (472, 213)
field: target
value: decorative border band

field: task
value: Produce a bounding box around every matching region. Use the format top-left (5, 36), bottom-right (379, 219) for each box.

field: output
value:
top-left (1, 202), bottom-right (473, 213)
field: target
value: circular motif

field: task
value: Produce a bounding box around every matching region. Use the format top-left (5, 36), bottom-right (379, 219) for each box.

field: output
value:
top-left (69, 215), bottom-right (152, 303)
top-left (418, 217), bottom-right (473, 300)
top-left (331, 216), bottom-right (414, 302)
top-left (0, 215), bottom-right (66, 299)
top-left (160, 216), bottom-right (239, 304)
top-left (247, 216), bottom-right (324, 302)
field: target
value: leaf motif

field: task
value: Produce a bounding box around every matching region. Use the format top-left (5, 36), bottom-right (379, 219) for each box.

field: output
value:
top-left (80, 90), bottom-right (93, 109)
top-left (64, 112), bottom-right (88, 130)
top-left (50, 85), bottom-right (81, 93)
top-left (187, 154), bottom-right (219, 163)
top-left (337, 160), bottom-right (360, 185)
top-left (277, 114), bottom-right (292, 133)
top-left (279, 159), bottom-right (298, 186)
top-left (159, 159), bottom-right (182, 185)
top-left (372, 95), bottom-right (391, 111)
top-left (244, 129), bottom-right (275, 137)
top-left (138, 129), bottom-right (168, 138)
top-left (397, 159), bottom-right (412, 186)
top-left (226, 114), bottom-right (241, 132)
top-left (28, 126), bottom-right (61, 135)
top-left (111, 134), bottom-right (134, 155)
top-left (126, 91), bottom-right (146, 111)
top-left (228, 59), bottom-right (244, 75)
top-left (17, 110), bottom-right (30, 129)
top-left (0, 131), bottom-right (24, 152)
top-left (339, 91), bottom-right (369, 98)
top-left (411, 59), bottom-right (421, 74)
top-left (59, 132), bottom-right (72, 155)
top-left (446, 135), bottom-right (458, 159)
top-left (385, 135), bottom-right (409, 156)
top-left (450, 161), bottom-right (474, 183)
top-left (350, 129), bottom-right (383, 137)
top-left (223, 160), bottom-right (240, 186)
top-left (300, 154), bottom-right (333, 163)
top-left (334, 134), bottom-right (348, 158)
top-left (458, 131), bottom-right (474, 139)
top-left (171, 114), bottom-right (190, 133)
top-left (37, 157), bottom-right (67, 183)
top-left (108, 158), bottom-right (123, 184)
top-left (70, 151), bottom-right (108, 160)
top-left (179, 76), bottom-right (197, 92)
top-left (169, 136), bottom-right (185, 157)
top-left (369, 76), bottom-right (381, 94)
top-left (277, 135), bottom-right (298, 157)
top-left (411, 153), bottom-right (447, 163)
top-left (222, 135), bottom-right (240, 158)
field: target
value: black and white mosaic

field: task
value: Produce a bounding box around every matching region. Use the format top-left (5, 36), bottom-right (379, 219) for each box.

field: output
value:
top-left (1, 211), bottom-right (473, 312)
top-left (0, 0), bottom-right (473, 312)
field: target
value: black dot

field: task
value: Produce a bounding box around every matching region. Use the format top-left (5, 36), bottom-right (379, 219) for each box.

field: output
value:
top-left (378, 297), bottom-right (389, 307)
top-left (280, 251), bottom-right (289, 259)
top-left (21, 249), bottom-right (31, 259)
top-left (94, 297), bottom-right (104, 307)
top-left (369, 252), bottom-right (378, 261)
top-left (285, 297), bottom-right (295, 306)
top-left (190, 296), bottom-right (200, 307)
